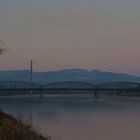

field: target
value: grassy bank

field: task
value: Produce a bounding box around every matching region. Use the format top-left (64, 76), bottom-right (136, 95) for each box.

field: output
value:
top-left (0, 111), bottom-right (50, 140)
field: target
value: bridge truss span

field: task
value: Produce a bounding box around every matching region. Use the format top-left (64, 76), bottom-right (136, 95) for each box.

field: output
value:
top-left (98, 82), bottom-right (140, 90)
top-left (0, 81), bottom-right (42, 90)
top-left (0, 81), bottom-right (140, 97)
top-left (43, 81), bottom-right (97, 90)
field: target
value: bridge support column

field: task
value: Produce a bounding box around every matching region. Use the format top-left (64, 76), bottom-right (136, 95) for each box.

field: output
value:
top-left (39, 89), bottom-right (44, 99)
top-left (39, 93), bottom-right (43, 99)
top-left (94, 89), bottom-right (98, 98)
top-left (109, 90), bottom-right (113, 96)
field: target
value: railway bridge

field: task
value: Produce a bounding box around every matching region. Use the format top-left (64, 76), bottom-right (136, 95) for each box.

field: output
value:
top-left (0, 81), bottom-right (139, 97)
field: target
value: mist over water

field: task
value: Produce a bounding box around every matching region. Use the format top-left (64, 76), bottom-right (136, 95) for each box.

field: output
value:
top-left (1, 95), bottom-right (140, 140)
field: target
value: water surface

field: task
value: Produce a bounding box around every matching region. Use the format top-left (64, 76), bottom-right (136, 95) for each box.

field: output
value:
top-left (0, 95), bottom-right (140, 140)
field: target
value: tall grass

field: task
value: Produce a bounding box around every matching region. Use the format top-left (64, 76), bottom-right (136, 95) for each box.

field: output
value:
top-left (0, 112), bottom-right (50, 140)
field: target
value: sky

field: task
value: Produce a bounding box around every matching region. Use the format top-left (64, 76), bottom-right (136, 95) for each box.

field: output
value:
top-left (0, 0), bottom-right (140, 75)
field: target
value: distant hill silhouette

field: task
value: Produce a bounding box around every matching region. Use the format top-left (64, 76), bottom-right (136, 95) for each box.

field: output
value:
top-left (0, 69), bottom-right (140, 84)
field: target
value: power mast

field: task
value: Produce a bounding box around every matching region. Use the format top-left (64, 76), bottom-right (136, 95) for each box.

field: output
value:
top-left (30, 60), bottom-right (33, 83)
top-left (30, 60), bottom-right (33, 126)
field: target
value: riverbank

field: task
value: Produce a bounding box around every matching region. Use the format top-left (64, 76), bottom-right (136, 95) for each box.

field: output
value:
top-left (0, 111), bottom-right (50, 140)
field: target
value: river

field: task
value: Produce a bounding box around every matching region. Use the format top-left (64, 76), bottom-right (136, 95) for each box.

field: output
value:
top-left (0, 95), bottom-right (140, 140)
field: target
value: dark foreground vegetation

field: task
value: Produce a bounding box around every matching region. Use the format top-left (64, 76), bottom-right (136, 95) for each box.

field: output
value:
top-left (0, 112), bottom-right (50, 140)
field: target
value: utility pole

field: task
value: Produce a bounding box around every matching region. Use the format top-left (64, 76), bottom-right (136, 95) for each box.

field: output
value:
top-left (30, 60), bottom-right (33, 126)
top-left (30, 60), bottom-right (33, 83)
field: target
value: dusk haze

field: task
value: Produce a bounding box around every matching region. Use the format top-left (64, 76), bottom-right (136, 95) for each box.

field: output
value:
top-left (0, 1), bottom-right (140, 140)
top-left (0, 0), bottom-right (140, 75)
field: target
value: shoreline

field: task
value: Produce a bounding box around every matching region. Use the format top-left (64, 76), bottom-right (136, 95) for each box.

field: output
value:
top-left (0, 111), bottom-right (50, 140)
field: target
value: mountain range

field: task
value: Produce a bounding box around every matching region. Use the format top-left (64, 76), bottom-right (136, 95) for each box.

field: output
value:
top-left (0, 69), bottom-right (140, 84)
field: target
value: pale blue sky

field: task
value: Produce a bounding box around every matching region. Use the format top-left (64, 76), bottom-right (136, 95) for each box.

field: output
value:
top-left (0, 0), bottom-right (140, 75)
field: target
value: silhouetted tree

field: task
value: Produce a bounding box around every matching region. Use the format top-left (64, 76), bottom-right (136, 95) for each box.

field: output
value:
top-left (0, 40), bottom-right (6, 54)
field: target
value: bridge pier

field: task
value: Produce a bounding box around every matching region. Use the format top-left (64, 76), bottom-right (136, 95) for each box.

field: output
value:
top-left (39, 93), bottom-right (43, 99)
top-left (39, 89), bottom-right (44, 99)
top-left (109, 90), bottom-right (113, 96)
top-left (94, 89), bottom-right (98, 98)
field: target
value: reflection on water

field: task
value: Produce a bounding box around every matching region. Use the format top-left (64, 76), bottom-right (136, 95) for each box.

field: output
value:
top-left (0, 95), bottom-right (140, 140)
